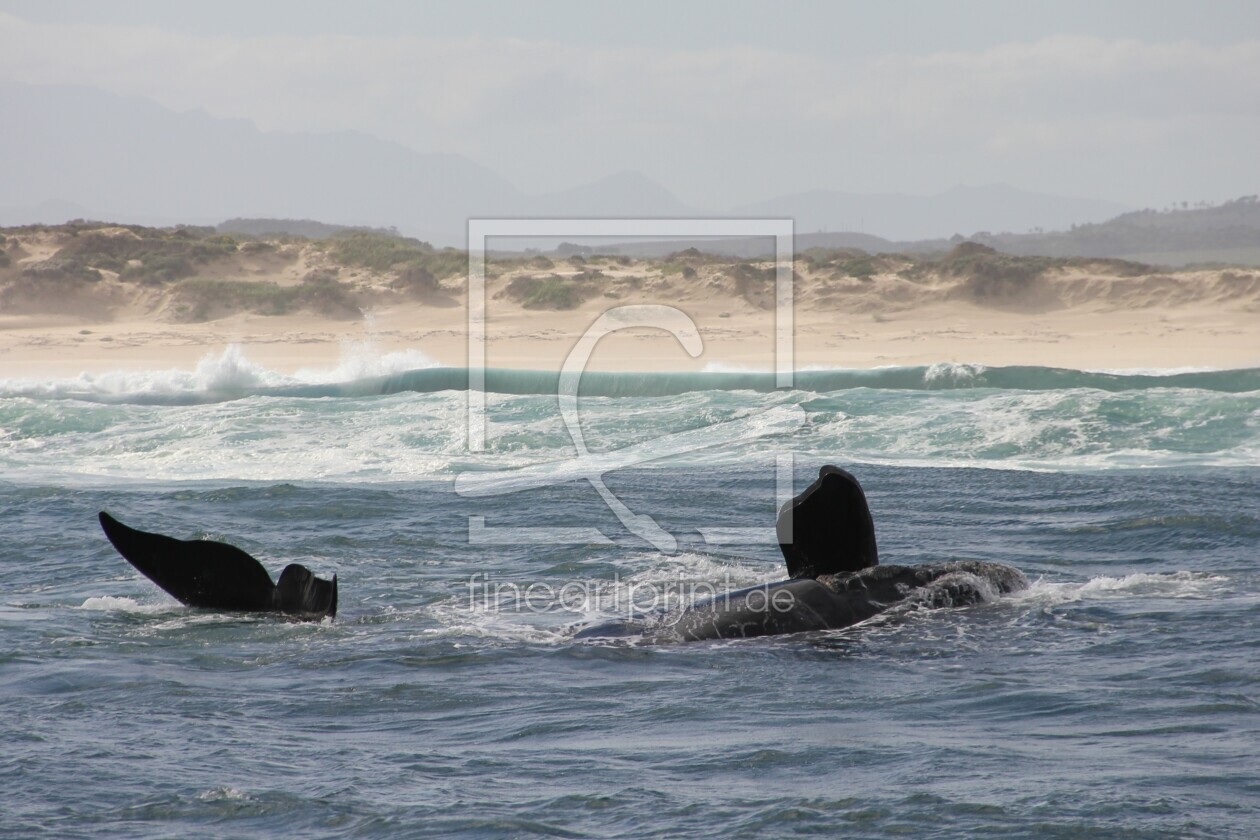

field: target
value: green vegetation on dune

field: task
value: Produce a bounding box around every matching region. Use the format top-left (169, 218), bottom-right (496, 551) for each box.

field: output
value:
top-left (832, 255), bottom-right (877, 279)
top-left (19, 258), bottom-right (103, 284)
top-left (325, 231), bottom-right (433, 271)
top-left (5, 217), bottom-right (1259, 322)
top-left (173, 275), bottom-right (359, 322)
top-left (658, 260), bottom-right (697, 278)
top-left (325, 231), bottom-right (465, 282)
top-left (27, 223), bottom-right (242, 284)
top-left (501, 273), bottom-right (596, 309)
top-left (804, 248), bottom-right (904, 280)
top-left (658, 247), bottom-right (715, 278)
top-left (324, 231), bottom-right (459, 274)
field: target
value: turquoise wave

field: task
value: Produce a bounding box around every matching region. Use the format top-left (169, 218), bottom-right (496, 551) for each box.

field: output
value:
top-left (5, 363), bottom-right (1260, 406)
top-left (344, 364), bottom-right (1260, 398)
top-left (2, 373), bottom-right (1258, 480)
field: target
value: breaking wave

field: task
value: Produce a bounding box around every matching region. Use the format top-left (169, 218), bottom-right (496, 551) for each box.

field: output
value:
top-left (1, 346), bottom-right (1257, 482)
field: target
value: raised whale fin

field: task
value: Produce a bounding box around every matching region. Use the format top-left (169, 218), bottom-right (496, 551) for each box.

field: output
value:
top-left (776, 465), bottom-right (878, 579)
top-left (99, 511), bottom-right (277, 611)
top-left (97, 512), bottom-right (336, 619)
top-left (275, 564), bottom-right (338, 619)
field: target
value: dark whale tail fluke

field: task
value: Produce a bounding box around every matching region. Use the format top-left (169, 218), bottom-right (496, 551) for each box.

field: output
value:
top-left (276, 564), bottom-right (338, 619)
top-left (776, 465), bottom-right (878, 579)
top-left (97, 512), bottom-right (337, 620)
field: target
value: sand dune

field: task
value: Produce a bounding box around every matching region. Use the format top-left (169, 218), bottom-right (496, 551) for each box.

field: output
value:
top-left (2, 227), bottom-right (1258, 376)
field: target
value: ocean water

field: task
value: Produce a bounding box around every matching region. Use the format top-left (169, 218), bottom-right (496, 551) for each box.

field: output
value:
top-left (1, 347), bottom-right (1258, 838)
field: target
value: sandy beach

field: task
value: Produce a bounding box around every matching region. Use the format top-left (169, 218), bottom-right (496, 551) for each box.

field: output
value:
top-left (3, 299), bottom-right (1257, 379)
top-left (2, 227), bottom-right (1258, 378)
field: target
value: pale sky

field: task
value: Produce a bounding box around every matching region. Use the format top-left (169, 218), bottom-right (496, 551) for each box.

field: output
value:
top-left (2, 0), bottom-right (1258, 208)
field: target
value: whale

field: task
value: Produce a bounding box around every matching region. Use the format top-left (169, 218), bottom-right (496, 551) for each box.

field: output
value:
top-left (98, 512), bottom-right (337, 620)
top-left (573, 466), bottom-right (1027, 642)
top-left (94, 466), bottom-right (1019, 634)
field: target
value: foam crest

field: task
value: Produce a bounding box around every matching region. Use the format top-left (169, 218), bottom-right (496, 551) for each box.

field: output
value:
top-left (0, 344), bottom-right (286, 401)
top-left (5, 361), bottom-right (1260, 406)
top-left (293, 343), bottom-right (439, 383)
top-left (1015, 571), bottom-right (1230, 607)
top-left (0, 342), bottom-right (440, 402)
top-left (701, 361), bottom-right (770, 373)
top-left (923, 362), bottom-right (987, 387)
top-left (2, 356), bottom-right (1258, 481)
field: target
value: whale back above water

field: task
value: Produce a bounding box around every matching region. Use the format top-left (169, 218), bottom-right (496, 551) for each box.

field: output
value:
top-left (98, 512), bottom-right (337, 619)
top-left (576, 465), bottom-right (1027, 642)
top-left (573, 560), bottom-right (1028, 642)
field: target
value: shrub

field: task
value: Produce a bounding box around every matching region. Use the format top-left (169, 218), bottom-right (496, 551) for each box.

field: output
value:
top-left (327, 232), bottom-right (465, 281)
top-left (725, 263), bottom-right (774, 283)
top-left (175, 279), bottom-right (297, 320)
top-left (296, 273), bottom-right (360, 318)
top-left (174, 276), bottom-right (360, 321)
top-left (20, 258), bottom-right (101, 283)
top-left (55, 231), bottom-right (144, 263)
top-left (502, 274), bottom-right (592, 309)
top-left (327, 232), bottom-right (433, 272)
top-left (835, 256), bottom-right (877, 279)
top-left (414, 249), bottom-right (467, 280)
top-left (122, 253), bottom-right (196, 284)
top-left (56, 228), bottom-right (238, 283)
top-left (660, 260), bottom-right (701, 278)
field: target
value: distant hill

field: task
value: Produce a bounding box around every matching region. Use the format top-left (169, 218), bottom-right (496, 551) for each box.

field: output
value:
top-left (4, 79), bottom-right (1170, 249)
top-left (545, 198), bottom-right (1260, 267)
top-left (571, 231), bottom-right (899, 259)
top-left (530, 171), bottom-right (697, 218)
top-left (735, 184), bottom-right (1129, 242)
top-left (0, 80), bottom-right (522, 245)
top-left (970, 196), bottom-right (1260, 265)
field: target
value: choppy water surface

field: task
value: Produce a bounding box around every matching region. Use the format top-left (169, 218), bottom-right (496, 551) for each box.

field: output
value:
top-left (1, 349), bottom-right (1257, 837)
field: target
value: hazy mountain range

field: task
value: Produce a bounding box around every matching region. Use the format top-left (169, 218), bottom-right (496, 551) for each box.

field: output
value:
top-left (2, 79), bottom-right (1132, 246)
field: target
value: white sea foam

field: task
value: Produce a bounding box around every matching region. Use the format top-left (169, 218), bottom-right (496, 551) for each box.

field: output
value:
top-left (0, 342), bottom-right (441, 401)
top-left (1014, 571), bottom-right (1230, 607)
top-left (78, 595), bottom-right (172, 613)
top-left (923, 362), bottom-right (988, 386)
top-left (293, 342), bottom-right (440, 383)
top-left (1080, 365), bottom-right (1239, 376)
top-left (197, 786), bottom-right (255, 803)
top-left (2, 350), bottom-right (1257, 482)
top-left (701, 361), bottom-right (770, 373)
